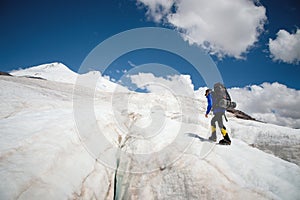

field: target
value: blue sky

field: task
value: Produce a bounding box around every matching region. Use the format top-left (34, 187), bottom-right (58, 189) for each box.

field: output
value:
top-left (1, 0), bottom-right (299, 89)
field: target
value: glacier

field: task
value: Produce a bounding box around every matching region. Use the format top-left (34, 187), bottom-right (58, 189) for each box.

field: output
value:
top-left (0, 63), bottom-right (300, 199)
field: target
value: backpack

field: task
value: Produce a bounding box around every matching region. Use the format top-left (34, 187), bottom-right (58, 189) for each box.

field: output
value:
top-left (212, 83), bottom-right (236, 109)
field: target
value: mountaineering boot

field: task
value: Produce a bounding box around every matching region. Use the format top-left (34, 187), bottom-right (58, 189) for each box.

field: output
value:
top-left (219, 128), bottom-right (231, 145)
top-left (208, 126), bottom-right (217, 142)
top-left (219, 138), bottom-right (231, 145)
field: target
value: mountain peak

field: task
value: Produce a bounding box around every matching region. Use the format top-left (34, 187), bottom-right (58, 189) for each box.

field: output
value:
top-left (23, 62), bottom-right (70, 72)
top-left (10, 62), bottom-right (78, 84)
top-left (9, 62), bottom-right (128, 92)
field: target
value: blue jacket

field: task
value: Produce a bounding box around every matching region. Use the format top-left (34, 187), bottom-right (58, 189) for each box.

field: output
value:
top-left (206, 93), bottom-right (225, 115)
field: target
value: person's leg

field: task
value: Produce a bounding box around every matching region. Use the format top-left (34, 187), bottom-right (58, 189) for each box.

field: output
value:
top-left (209, 115), bottom-right (217, 141)
top-left (220, 126), bottom-right (231, 143)
top-left (216, 113), bottom-right (231, 145)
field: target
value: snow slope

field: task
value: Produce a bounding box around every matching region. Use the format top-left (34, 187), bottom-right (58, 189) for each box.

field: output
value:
top-left (1, 64), bottom-right (300, 199)
top-left (10, 62), bottom-right (78, 84)
top-left (10, 62), bottom-right (124, 92)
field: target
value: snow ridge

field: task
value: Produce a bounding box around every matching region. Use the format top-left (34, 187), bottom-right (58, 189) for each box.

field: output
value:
top-left (10, 62), bottom-right (127, 92)
top-left (10, 62), bottom-right (78, 84)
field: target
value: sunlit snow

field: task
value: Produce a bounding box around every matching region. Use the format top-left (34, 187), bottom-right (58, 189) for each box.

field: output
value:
top-left (0, 63), bottom-right (299, 199)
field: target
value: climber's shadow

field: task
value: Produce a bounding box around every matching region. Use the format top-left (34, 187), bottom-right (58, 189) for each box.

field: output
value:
top-left (185, 133), bottom-right (210, 142)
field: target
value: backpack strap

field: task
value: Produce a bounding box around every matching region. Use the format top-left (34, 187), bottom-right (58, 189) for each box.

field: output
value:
top-left (223, 113), bottom-right (228, 122)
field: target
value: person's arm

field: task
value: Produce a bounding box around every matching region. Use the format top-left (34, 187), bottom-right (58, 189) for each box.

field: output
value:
top-left (205, 94), bottom-right (212, 117)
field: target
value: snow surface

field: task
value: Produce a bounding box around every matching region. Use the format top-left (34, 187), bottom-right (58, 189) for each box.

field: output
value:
top-left (1, 63), bottom-right (300, 199)
top-left (10, 62), bottom-right (125, 92)
top-left (10, 62), bottom-right (78, 84)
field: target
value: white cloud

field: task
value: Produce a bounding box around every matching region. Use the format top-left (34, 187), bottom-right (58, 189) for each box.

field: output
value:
top-left (129, 73), bottom-right (194, 95)
top-left (229, 82), bottom-right (300, 129)
top-left (128, 60), bottom-right (137, 68)
top-left (136, 0), bottom-right (174, 22)
top-left (137, 0), bottom-right (267, 59)
top-left (269, 29), bottom-right (300, 64)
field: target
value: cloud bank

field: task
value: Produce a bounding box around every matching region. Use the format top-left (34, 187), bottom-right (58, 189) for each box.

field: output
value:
top-left (137, 0), bottom-right (267, 59)
top-left (229, 82), bottom-right (300, 129)
top-left (269, 29), bottom-right (300, 64)
top-left (129, 72), bottom-right (194, 95)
